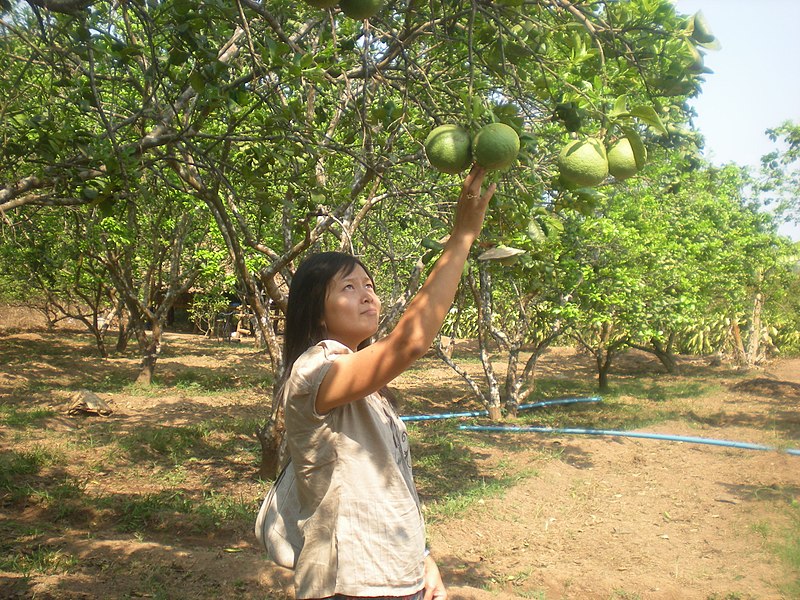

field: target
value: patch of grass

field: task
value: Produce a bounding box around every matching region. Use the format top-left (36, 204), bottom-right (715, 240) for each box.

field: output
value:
top-left (515, 397), bottom-right (677, 432)
top-left (777, 498), bottom-right (800, 597)
top-left (156, 465), bottom-right (189, 486)
top-left (410, 423), bottom-right (482, 493)
top-left (96, 488), bottom-right (256, 535)
top-left (96, 371), bottom-right (141, 392)
top-left (173, 368), bottom-right (236, 393)
top-left (0, 446), bottom-right (64, 491)
top-left (423, 476), bottom-right (513, 522)
top-left (516, 591), bottom-right (547, 600)
top-left (0, 405), bottom-right (56, 428)
top-left (137, 572), bottom-right (170, 600)
top-left (533, 375), bottom-right (596, 398)
top-left (0, 543), bottom-right (78, 575)
top-left (0, 521), bottom-right (51, 574)
top-left (118, 424), bottom-right (214, 464)
top-left (104, 491), bottom-right (193, 533)
top-left (193, 490), bottom-right (256, 530)
top-left (751, 520), bottom-right (771, 540)
top-left (211, 415), bottom-right (263, 436)
top-left (611, 591), bottom-right (643, 600)
top-left (609, 378), bottom-right (718, 403)
top-left (409, 421), bottom-right (526, 522)
top-left (31, 476), bottom-right (86, 509)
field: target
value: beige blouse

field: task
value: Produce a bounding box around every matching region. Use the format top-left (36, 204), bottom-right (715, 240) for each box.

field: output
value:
top-left (284, 340), bottom-right (426, 599)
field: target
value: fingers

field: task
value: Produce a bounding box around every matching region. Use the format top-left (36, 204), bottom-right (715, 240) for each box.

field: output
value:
top-left (483, 181), bottom-right (497, 202)
top-left (465, 164), bottom-right (487, 192)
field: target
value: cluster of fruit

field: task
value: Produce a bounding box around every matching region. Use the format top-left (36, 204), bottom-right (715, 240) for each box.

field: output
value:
top-left (424, 123), bottom-right (521, 174)
top-left (303, 0), bottom-right (383, 20)
top-left (558, 136), bottom-right (645, 188)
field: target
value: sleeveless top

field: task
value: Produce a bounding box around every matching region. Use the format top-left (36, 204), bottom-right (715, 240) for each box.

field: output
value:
top-left (283, 340), bottom-right (426, 599)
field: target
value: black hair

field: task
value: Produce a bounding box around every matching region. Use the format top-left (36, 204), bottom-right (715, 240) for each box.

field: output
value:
top-left (281, 252), bottom-right (374, 381)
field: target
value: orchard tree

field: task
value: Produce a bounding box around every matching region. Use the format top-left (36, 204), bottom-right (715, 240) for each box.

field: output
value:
top-left (432, 206), bottom-right (576, 418)
top-left (759, 121), bottom-right (800, 227)
top-left (1, 207), bottom-right (123, 355)
top-left (1, 0), bottom-right (722, 470)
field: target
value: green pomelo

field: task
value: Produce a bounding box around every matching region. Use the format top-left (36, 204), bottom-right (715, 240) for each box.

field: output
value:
top-left (425, 124), bottom-right (472, 175)
top-left (339, 0), bottom-right (383, 19)
top-left (607, 138), bottom-right (643, 180)
top-left (472, 123), bottom-right (520, 171)
top-left (558, 138), bottom-right (608, 187)
top-left (305, 0), bottom-right (340, 8)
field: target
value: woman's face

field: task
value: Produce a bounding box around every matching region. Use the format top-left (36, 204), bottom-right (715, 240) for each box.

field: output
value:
top-left (322, 264), bottom-right (381, 350)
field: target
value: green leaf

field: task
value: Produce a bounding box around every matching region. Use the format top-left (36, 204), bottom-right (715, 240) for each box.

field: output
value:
top-left (81, 186), bottom-right (99, 200)
top-left (527, 218), bottom-right (546, 244)
top-left (621, 126), bottom-right (648, 170)
top-left (610, 95), bottom-right (627, 118)
top-left (189, 71), bottom-right (206, 92)
top-left (629, 105), bottom-right (668, 135)
top-left (299, 52), bottom-right (315, 69)
top-left (421, 237), bottom-right (444, 251)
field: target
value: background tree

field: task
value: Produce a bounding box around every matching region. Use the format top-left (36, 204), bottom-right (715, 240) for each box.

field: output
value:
top-left (6, 0), bottom-right (794, 471)
top-left (759, 120), bottom-right (800, 227)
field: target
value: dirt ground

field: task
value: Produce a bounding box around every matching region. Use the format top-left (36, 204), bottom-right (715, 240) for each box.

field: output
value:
top-left (1, 308), bottom-right (799, 599)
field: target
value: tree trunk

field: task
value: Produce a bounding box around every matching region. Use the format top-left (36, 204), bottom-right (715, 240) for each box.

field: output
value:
top-left (475, 266), bottom-right (502, 421)
top-left (135, 320), bottom-right (162, 386)
top-left (504, 343), bottom-right (520, 418)
top-left (631, 335), bottom-right (679, 374)
top-left (116, 318), bottom-right (131, 352)
top-left (256, 419), bottom-right (282, 480)
top-left (575, 323), bottom-right (625, 393)
top-left (92, 328), bottom-right (109, 358)
top-left (598, 357), bottom-right (611, 392)
top-left (746, 293), bottom-right (764, 365)
top-left (729, 318), bottom-right (747, 368)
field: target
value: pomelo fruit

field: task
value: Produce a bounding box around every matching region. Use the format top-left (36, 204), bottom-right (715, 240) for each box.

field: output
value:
top-left (558, 138), bottom-right (608, 187)
top-left (472, 123), bottom-right (520, 171)
top-left (305, 0), bottom-right (340, 8)
top-left (607, 138), bottom-right (643, 180)
top-left (424, 124), bottom-right (472, 175)
top-left (339, 0), bottom-right (383, 19)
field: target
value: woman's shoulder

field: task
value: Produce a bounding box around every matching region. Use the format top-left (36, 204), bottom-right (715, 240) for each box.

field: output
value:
top-left (289, 340), bottom-right (352, 386)
top-left (296, 339), bottom-right (351, 365)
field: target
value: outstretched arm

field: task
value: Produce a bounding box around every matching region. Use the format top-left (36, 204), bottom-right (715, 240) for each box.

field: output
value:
top-left (316, 166), bottom-right (496, 413)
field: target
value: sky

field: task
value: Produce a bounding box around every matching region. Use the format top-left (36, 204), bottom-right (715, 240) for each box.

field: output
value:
top-left (672, 0), bottom-right (800, 240)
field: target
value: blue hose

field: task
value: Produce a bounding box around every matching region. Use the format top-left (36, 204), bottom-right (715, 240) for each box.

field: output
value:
top-left (458, 425), bottom-right (800, 456)
top-left (400, 396), bottom-right (602, 422)
top-left (401, 409), bottom-right (488, 422)
top-left (517, 396), bottom-right (603, 411)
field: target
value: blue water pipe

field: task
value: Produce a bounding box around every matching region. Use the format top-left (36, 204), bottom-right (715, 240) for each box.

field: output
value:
top-left (457, 425), bottom-right (800, 456)
top-left (517, 396), bottom-right (603, 411)
top-left (401, 409), bottom-right (488, 422)
top-left (400, 396), bottom-right (602, 422)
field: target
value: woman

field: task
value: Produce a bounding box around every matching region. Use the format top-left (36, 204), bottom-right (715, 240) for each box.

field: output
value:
top-left (282, 166), bottom-right (495, 600)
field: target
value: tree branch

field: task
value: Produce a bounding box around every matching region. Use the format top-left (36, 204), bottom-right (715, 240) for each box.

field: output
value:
top-left (25, 0), bottom-right (93, 15)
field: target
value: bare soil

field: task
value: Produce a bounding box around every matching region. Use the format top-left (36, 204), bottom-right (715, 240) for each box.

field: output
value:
top-left (1, 310), bottom-right (798, 599)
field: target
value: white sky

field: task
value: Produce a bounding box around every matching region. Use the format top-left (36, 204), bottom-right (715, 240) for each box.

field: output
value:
top-left (672, 0), bottom-right (800, 240)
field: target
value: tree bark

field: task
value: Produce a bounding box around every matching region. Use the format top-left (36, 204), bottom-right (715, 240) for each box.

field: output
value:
top-left (631, 335), bottom-right (679, 374)
top-left (729, 318), bottom-right (747, 368)
top-left (134, 320), bottom-right (161, 386)
top-left (475, 266), bottom-right (502, 421)
top-left (746, 293), bottom-right (764, 366)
